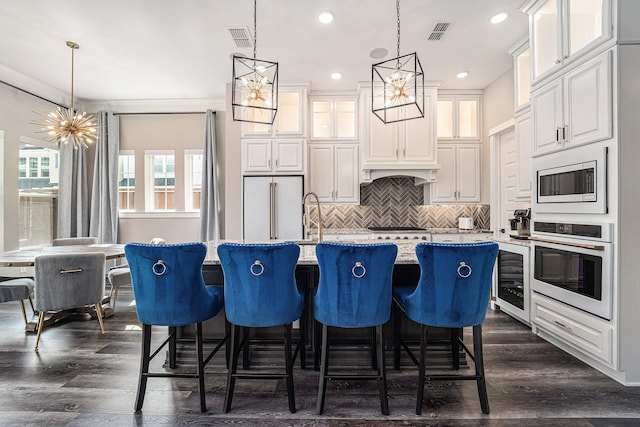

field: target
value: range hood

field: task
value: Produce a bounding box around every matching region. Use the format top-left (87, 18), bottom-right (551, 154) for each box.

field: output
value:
top-left (361, 165), bottom-right (440, 186)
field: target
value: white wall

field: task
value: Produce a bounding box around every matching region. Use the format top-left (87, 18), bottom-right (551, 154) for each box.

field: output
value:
top-left (117, 111), bottom-right (226, 244)
top-left (482, 68), bottom-right (515, 204)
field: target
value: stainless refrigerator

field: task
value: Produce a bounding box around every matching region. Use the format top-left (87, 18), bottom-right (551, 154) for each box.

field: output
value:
top-left (243, 175), bottom-right (303, 241)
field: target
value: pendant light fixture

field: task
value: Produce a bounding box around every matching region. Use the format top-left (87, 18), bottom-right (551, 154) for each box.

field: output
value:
top-left (371, 0), bottom-right (424, 124)
top-left (231, 0), bottom-right (278, 125)
top-left (32, 41), bottom-right (97, 148)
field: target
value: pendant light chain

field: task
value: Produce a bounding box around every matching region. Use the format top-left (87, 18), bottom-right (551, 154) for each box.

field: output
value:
top-left (396, 0), bottom-right (401, 59)
top-left (253, 0), bottom-right (257, 60)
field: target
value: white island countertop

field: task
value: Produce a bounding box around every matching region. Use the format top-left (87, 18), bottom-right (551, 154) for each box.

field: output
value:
top-left (204, 239), bottom-right (498, 266)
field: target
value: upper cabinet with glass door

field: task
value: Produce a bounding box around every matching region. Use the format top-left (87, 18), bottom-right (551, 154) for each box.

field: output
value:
top-left (310, 95), bottom-right (358, 141)
top-left (436, 91), bottom-right (482, 141)
top-left (522, 0), bottom-right (612, 84)
top-left (508, 36), bottom-right (532, 113)
top-left (241, 85), bottom-right (308, 137)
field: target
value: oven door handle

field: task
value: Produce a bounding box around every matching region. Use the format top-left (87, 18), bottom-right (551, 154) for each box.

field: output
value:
top-left (529, 236), bottom-right (605, 251)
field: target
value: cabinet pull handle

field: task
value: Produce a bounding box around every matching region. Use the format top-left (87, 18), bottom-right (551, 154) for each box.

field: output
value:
top-left (403, 148), bottom-right (406, 157)
top-left (395, 148), bottom-right (398, 157)
top-left (556, 127), bottom-right (560, 143)
top-left (276, 158), bottom-right (279, 167)
top-left (554, 320), bottom-right (572, 331)
top-left (562, 125), bottom-right (567, 142)
top-left (268, 159), bottom-right (271, 168)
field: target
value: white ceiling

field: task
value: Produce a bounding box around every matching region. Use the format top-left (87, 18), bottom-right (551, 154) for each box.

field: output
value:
top-left (0, 0), bottom-right (529, 104)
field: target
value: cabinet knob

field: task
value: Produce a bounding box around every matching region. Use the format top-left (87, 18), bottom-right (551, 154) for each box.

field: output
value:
top-left (555, 59), bottom-right (561, 64)
top-left (562, 55), bottom-right (568, 60)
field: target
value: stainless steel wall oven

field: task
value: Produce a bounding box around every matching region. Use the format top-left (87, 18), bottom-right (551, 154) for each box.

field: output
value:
top-left (530, 221), bottom-right (613, 320)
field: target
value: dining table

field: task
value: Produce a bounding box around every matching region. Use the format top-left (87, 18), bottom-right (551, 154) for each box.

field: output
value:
top-left (0, 243), bottom-right (126, 332)
top-left (0, 243), bottom-right (126, 267)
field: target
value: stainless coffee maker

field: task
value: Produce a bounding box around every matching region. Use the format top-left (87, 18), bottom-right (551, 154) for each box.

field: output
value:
top-left (509, 209), bottom-right (531, 239)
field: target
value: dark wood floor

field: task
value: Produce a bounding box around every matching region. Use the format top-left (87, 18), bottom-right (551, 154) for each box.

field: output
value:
top-left (1, 289), bottom-right (639, 427)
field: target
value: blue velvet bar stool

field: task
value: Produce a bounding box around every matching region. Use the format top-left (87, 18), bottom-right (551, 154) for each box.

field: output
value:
top-left (314, 242), bottom-right (398, 415)
top-left (124, 242), bottom-right (225, 413)
top-left (217, 242), bottom-right (304, 413)
top-left (393, 242), bottom-right (498, 415)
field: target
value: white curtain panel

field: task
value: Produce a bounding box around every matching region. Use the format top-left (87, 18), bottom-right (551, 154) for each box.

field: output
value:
top-left (90, 111), bottom-right (120, 243)
top-left (200, 109), bottom-right (220, 242)
top-left (57, 138), bottom-right (89, 238)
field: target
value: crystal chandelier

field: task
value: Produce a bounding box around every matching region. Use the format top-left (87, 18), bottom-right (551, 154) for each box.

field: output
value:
top-left (371, 0), bottom-right (424, 124)
top-left (32, 41), bottom-right (97, 149)
top-left (231, 0), bottom-right (278, 125)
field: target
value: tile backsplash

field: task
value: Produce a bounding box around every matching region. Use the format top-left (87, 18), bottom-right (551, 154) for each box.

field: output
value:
top-left (308, 177), bottom-right (490, 230)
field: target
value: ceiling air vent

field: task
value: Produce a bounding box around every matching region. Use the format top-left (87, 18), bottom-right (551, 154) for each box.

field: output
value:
top-left (427, 22), bottom-right (451, 41)
top-left (227, 27), bottom-right (253, 48)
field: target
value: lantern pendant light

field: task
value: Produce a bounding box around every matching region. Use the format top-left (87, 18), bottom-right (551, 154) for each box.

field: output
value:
top-left (371, 0), bottom-right (424, 124)
top-left (231, 0), bottom-right (279, 125)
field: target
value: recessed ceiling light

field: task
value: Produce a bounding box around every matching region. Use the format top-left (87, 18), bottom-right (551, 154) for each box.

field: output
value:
top-left (319, 11), bottom-right (334, 24)
top-left (369, 47), bottom-right (389, 59)
top-left (331, 72), bottom-right (342, 80)
top-left (456, 71), bottom-right (469, 79)
top-left (490, 12), bottom-right (508, 24)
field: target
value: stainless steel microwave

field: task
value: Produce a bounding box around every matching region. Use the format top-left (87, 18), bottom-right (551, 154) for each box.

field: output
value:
top-left (534, 146), bottom-right (607, 214)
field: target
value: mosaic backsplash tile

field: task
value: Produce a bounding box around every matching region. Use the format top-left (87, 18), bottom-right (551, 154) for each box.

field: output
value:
top-left (308, 177), bottom-right (490, 230)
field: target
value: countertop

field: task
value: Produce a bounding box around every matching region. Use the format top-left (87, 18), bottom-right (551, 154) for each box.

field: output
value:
top-left (314, 228), bottom-right (493, 235)
top-left (204, 238), bottom-right (502, 266)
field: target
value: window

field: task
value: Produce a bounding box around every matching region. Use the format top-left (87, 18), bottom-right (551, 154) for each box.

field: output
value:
top-left (18, 141), bottom-right (59, 248)
top-left (118, 152), bottom-right (135, 211)
top-left (145, 151), bottom-right (175, 211)
top-left (185, 150), bottom-right (203, 211)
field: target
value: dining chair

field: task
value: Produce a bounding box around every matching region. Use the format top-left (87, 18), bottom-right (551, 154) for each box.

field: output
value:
top-left (52, 237), bottom-right (98, 246)
top-left (0, 277), bottom-right (35, 326)
top-left (107, 238), bottom-right (165, 312)
top-left (33, 252), bottom-right (107, 351)
top-left (125, 241), bottom-right (225, 413)
top-left (393, 241), bottom-right (498, 415)
top-left (314, 242), bottom-right (398, 415)
top-left (217, 242), bottom-right (304, 413)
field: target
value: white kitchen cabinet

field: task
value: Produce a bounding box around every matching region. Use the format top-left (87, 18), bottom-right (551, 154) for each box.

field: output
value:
top-left (310, 95), bottom-right (357, 140)
top-left (308, 144), bottom-right (359, 204)
top-left (532, 292), bottom-right (613, 365)
top-left (436, 92), bottom-right (482, 141)
top-left (242, 139), bottom-right (305, 174)
top-left (431, 233), bottom-right (461, 243)
top-left (460, 233), bottom-right (491, 242)
top-left (362, 86), bottom-right (437, 166)
top-left (515, 108), bottom-right (532, 200)
top-left (523, 0), bottom-right (612, 83)
top-left (431, 144), bottom-right (481, 204)
top-left (508, 37), bottom-right (532, 113)
top-left (531, 50), bottom-right (612, 157)
top-left (241, 85), bottom-right (308, 137)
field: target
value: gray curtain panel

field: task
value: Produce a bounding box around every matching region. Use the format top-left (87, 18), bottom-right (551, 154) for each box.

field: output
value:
top-left (90, 112), bottom-right (120, 244)
top-left (200, 109), bottom-right (220, 242)
top-left (57, 140), bottom-right (89, 238)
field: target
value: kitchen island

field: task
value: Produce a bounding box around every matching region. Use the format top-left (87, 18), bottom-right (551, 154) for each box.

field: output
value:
top-left (194, 240), bottom-right (475, 369)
